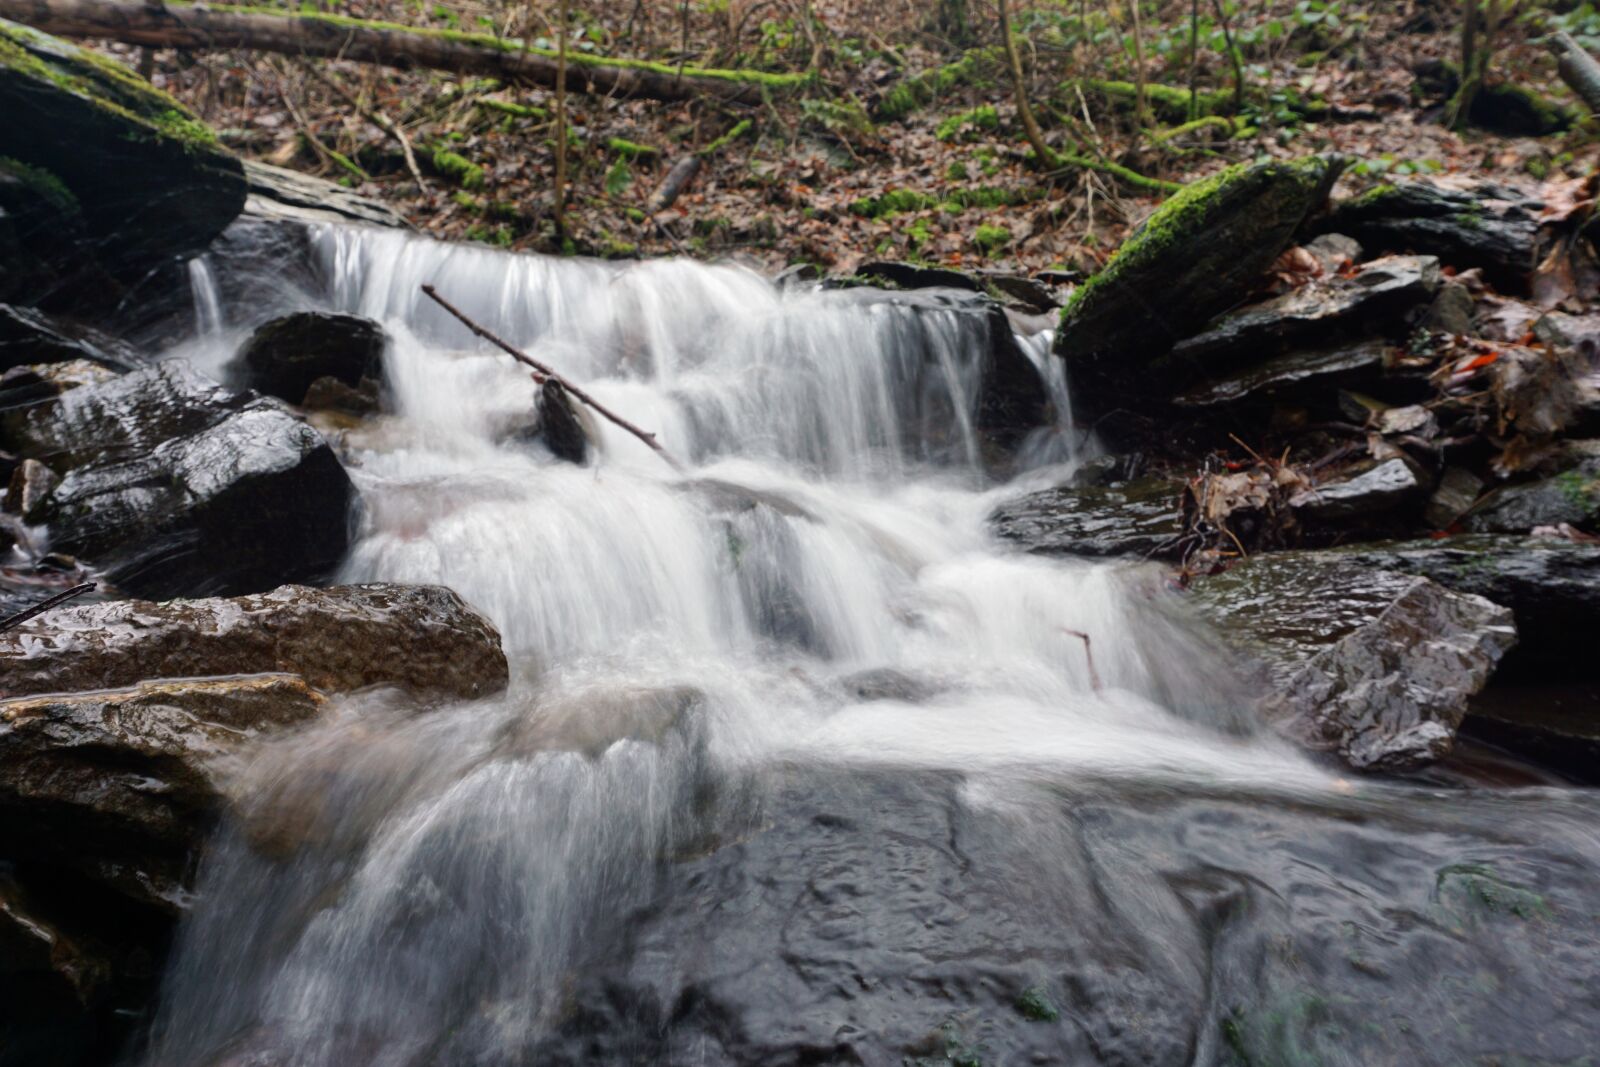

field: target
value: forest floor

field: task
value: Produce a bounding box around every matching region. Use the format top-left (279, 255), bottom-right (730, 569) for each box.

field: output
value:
top-left (106, 0), bottom-right (1599, 276)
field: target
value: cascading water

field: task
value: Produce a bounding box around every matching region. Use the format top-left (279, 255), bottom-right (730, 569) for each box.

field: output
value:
top-left (137, 225), bottom-right (1600, 1067)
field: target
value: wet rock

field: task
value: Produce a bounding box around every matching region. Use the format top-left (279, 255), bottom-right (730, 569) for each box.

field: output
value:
top-left (835, 667), bottom-right (939, 703)
top-left (241, 158), bottom-right (408, 228)
top-left (0, 20), bottom-right (245, 289)
top-left (2, 361), bottom-right (353, 598)
top-left (1424, 466), bottom-right (1485, 529)
top-left (1054, 156), bottom-right (1345, 402)
top-left (0, 359), bottom-right (119, 408)
top-left (0, 155), bottom-right (94, 310)
top-left (0, 583), bottom-right (509, 702)
top-left (850, 260), bottom-right (983, 293)
top-left (1321, 181), bottom-right (1545, 290)
top-left (230, 311), bottom-right (387, 407)
top-left (976, 270), bottom-right (1061, 313)
top-left (990, 475), bottom-right (1183, 558)
top-left (0, 675), bottom-right (327, 908)
top-left (1462, 462), bottom-right (1600, 533)
top-left (1303, 232), bottom-right (1362, 273)
top-left (1332, 534), bottom-right (1600, 672)
top-left (1165, 254), bottom-right (1440, 377)
top-left (1188, 551), bottom-right (1515, 770)
top-left (1423, 280), bottom-right (1477, 335)
top-left (1535, 310), bottom-right (1600, 362)
top-left (0, 305), bottom-right (142, 373)
top-left (1289, 457), bottom-right (1429, 522)
top-left (1173, 338), bottom-right (1392, 408)
top-left (537, 380), bottom-right (594, 465)
top-left (4, 458), bottom-right (56, 523)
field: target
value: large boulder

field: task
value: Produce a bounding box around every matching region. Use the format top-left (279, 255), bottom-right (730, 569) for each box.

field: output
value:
top-left (1054, 156), bottom-right (1344, 403)
top-left (0, 19), bottom-right (244, 290)
top-left (1, 361), bottom-right (352, 598)
top-left (229, 310), bottom-right (388, 407)
top-left (0, 583), bottom-right (510, 702)
top-left (1187, 551), bottom-right (1516, 771)
top-left (1319, 181), bottom-right (1545, 291)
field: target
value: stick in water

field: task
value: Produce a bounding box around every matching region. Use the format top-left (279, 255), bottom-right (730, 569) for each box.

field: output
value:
top-left (1061, 628), bottom-right (1103, 693)
top-left (420, 284), bottom-right (684, 472)
top-left (0, 582), bottom-right (96, 635)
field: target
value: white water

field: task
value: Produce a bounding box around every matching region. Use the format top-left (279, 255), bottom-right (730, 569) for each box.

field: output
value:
top-left (143, 227), bottom-right (1338, 1067)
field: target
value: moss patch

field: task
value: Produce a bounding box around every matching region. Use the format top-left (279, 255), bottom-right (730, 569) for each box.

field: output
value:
top-left (876, 45), bottom-right (1003, 121)
top-left (0, 156), bottom-right (79, 214)
top-left (430, 146), bottom-right (485, 189)
top-left (1064, 78), bottom-right (1233, 123)
top-left (936, 104), bottom-right (999, 142)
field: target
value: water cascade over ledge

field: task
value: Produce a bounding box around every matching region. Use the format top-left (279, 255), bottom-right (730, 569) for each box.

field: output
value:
top-left (139, 225), bottom-right (1600, 1067)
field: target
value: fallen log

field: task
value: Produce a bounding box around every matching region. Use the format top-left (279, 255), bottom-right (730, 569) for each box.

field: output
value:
top-left (0, 0), bottom-right (810, 105)
top-left (1548, 30), bottom-right (1600, 116)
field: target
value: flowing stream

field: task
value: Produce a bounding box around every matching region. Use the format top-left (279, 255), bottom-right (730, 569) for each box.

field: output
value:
top-left (138, 226), bottom-right (1600, 1067)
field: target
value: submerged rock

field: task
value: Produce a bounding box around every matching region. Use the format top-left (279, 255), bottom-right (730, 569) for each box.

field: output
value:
top-left (1321, 181), bottom-right (1545, 290)
top-left (0, 19), bottom-right (244, 289)
top-left (990, 475), bottom-right (1183, 558)
top-left (1, 361), bottom-right (353, 598)
top-left (1165, 254), bottom-right (1440, 377)
top-left (1188, 551), bottom-right (1516, 770)
top-left (537, 379), bottom-right (594, 465)
top-left (230, 310), bottom-right (388, 407)
top-left (1054, 156), bottom-right (1344, 401)
top-left (0, 583), bottom-right (510, 702)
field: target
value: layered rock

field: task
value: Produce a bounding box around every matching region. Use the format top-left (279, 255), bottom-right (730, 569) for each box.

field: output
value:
top-left (1188, 551), bottom-right (1516, 771)
top-left (990, 474), bottom-right (1183, 558)
top-left (0, 583), bottom-right (510, 702)
top-left (1053, 156), bottom-right (1345, 402)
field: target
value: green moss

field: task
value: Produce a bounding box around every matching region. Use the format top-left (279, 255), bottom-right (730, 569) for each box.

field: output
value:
top-left (1017, 985), bottom-right (1060, 1022)
top-left (946, 160), bottom-right (969, 181)
top-left (475, 97), bottom-right (546, 120)
top-left (936, 103), bottom-right (999, 141)
top-left (875, 45), bottom-right (1003, 121)
top-left (452, 190), bottom-right (480, 211)
top-left (974, 223), bottom-right (1011, 253)
top-left (1435, 863), bottom-right (1550, 923)
top-left (430, 146), bottom-right (485, 189)
top-left (0, 156), bottom-right (79, 214)
top-left (0, 20), bottom-right (224, 153)
top-left (701, 118), bottom-right (753, 156)
top-left (184, 4), bottom-right (813, 89)
top-left (607, 137), bottom-right (660, 159)
top-left (800, 97), bottom-right (875, 137)
top-left (852, 185), bottom-right (1043, 220)
top-left (850, 188), bottom-right (938, 217)
top-left (1061, 157), bottom-right (1329, 322)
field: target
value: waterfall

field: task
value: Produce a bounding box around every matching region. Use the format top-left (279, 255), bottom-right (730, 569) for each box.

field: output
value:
top-left (136, 226), bottom-right (1600, 1067)
top-left (186, 254), bottom-right (224, 343)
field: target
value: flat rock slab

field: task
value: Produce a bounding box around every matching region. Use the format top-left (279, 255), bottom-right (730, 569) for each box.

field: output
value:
top-left (1168, 254), bottom-right (1440, 375)
top-left (0, 582), bottom-right (509, 703)
top-left (1174, 338), bottom-right (1392, 408)
top-left (990, 475), bottom-right (1183, 558)
top-left (1289, 456), bottom-right (1429, 522)
top-left (1187, 550), bottom-right (1515, 770)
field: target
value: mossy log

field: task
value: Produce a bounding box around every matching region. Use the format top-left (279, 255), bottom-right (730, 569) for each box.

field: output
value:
top-left (0, 0), bottom-right (811, 104)
top-left (1054, 155), bottom-right (1345, 405)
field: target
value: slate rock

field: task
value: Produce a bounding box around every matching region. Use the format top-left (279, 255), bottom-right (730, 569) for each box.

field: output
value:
top-left (0, 304), bottom-right (143, 373)
top-left (1173, 338), bottom-right (1392, 408)
top-left (1188, 550), bottom-right (1516, 770)
top-left (990, 475), bottom-right (1183, 558)
top-left (1289, 456), bottom-right (1429, 522)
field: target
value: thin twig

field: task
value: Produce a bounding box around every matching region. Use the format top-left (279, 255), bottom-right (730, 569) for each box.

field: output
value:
top-left (1061, 628), bottom-right (1103, 693)
top-left (0, 582), bottom-right (96, 634)
top-left (420, 284), bottom-right (684, 472)
top-left (297, 59), bottom-right (427, 191)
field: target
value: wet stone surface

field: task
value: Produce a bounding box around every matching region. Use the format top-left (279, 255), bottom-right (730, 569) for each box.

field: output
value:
top-left (990, 475), bottom-right (1184, 558)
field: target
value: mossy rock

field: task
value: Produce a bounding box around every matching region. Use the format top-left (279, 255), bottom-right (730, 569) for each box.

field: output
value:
top-left (0, 156), bottom-right (90, 309)
top-left (1054, 155), bottom-right (1345, 403)
top-left (0, 19), bottom-right (244, 289)
top-left (1413, 60), bottom-right (1574, 136)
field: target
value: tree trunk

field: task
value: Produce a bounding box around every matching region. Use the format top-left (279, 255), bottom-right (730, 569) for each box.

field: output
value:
top-left (1549, 30), bottom-right (1600, 115)
top-left (0, 0), bottom-right (805, 105)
